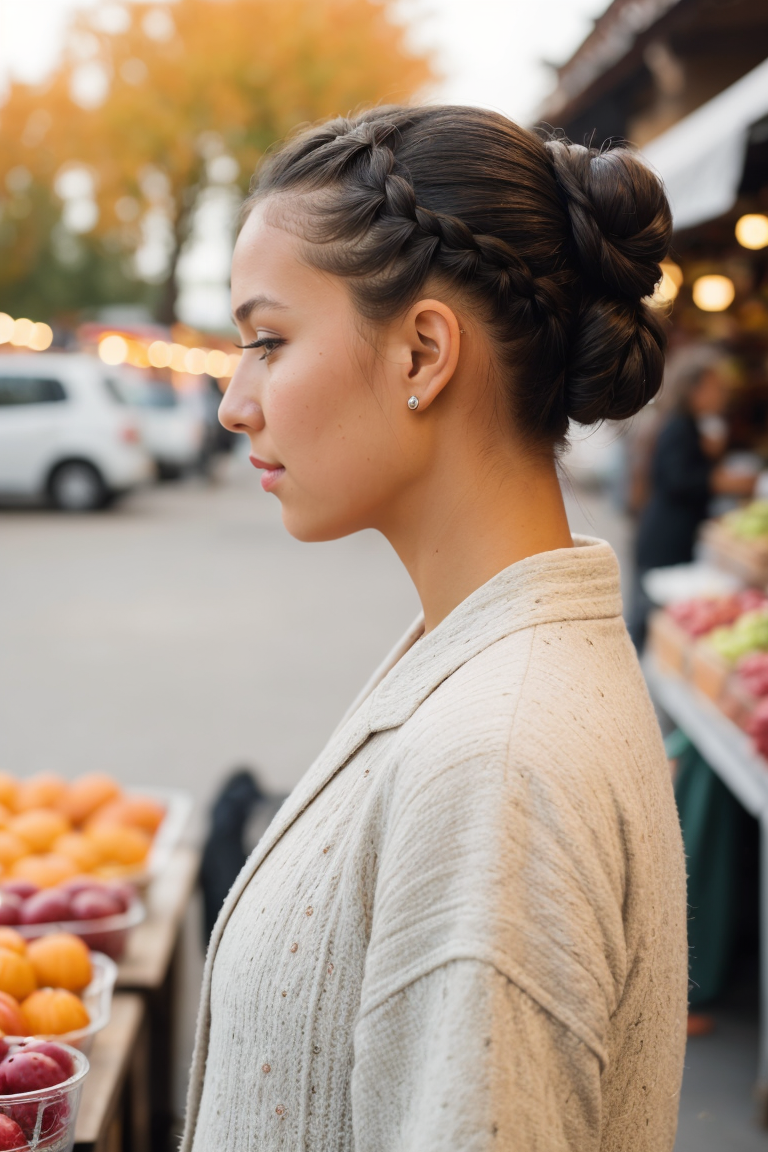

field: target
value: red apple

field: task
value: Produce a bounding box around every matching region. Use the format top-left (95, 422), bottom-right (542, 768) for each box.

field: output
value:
top-left (70, 889), bottom-right (122, 921)
top-left (19, 891), bottom-right (73, 926)
top-left (0, 900), bottom-right (21, 929)
top-left (0, 1052), bottom-right (64, 1094)
top-left (0, 1114), bottom-right (25, 1149)
top-left (20, 1042), bottom-right (74, 1080)
top-left (0, 883), bottom-right (37, 903)
top-left (11, 1096), bottom-right (69, 1142)
top-left (105, 883), bottom-right (136, 913)
top-left (59, 878), bottom-right (104, 899)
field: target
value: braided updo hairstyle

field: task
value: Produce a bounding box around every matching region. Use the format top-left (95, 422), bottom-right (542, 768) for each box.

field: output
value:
top-left (245, 105), bottom-right (672, 446)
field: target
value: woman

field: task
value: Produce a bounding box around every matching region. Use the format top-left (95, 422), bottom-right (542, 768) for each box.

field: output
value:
top-left (629, 345), bottom-right (756, 649)
top-left (182, 107), bottom-right (687, 1151)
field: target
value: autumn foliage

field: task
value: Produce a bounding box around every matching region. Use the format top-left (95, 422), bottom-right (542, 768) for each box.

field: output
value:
top-left (0, 0), bottom-right (431, 321)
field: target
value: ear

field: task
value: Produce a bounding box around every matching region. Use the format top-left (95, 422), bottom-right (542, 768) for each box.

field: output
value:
top-left (397, 299), bottom-right (462, 411)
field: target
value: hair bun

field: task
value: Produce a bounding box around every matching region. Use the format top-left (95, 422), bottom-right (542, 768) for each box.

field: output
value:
top-left (544, 139), bottom-right (672, 424)
top-left (545, 139), bottom-right (672, 301)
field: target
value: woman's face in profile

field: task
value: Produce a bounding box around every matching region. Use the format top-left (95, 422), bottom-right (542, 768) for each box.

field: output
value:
top-left (223, 202), bottom-right (424, 542)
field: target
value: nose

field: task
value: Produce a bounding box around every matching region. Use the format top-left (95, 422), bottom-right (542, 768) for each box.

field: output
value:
top-left (218, 371), bottom-right (266, 434)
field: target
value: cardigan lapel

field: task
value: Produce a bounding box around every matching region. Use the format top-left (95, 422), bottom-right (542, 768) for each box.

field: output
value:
top-left (206, 534), bottom-right (621, 965)
top-left (205, 695), bottom-right (378, 964)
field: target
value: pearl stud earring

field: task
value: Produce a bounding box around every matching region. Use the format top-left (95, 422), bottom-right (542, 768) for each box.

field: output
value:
top-left (407, 396), bottom-right (419, 410)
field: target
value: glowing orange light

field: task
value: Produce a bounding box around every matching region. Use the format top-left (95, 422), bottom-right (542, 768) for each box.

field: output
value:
top-left (147, 340), bottom-right (172, 368)
top-left (28, 322), bottom-right (53, 351)
top-left (184, 347), bottom-right (207, 375)
top-left (692, 275), bottom-right (735, 312)
top-left (170, 343), bottom-right (188, 372)
top-left (10, 318), bottom-right (35, 347)
top-left (735, 214), bottom-right (768, 251)
top-left (98, 334), bottom-right (129, 364)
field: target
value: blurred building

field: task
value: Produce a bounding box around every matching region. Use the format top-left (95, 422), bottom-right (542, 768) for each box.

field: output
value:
top-left (540, 0), bottom-right (768, 149)
top-left (542, 0), bottom-right (768, 457)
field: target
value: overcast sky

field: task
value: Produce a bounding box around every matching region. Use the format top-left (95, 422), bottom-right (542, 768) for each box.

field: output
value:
top-left (0, 0), bottom-right (608, 124)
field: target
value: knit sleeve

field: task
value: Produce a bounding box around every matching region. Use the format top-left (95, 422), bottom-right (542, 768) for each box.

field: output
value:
top-left (350, 957), bottom-right (601, 1151)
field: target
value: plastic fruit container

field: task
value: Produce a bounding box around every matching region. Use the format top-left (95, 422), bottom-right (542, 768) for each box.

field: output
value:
top-left (15, 897), bottom-right (145, 962)
top-left (5, 953), bottom-right (117, 1058)
top-left (0, 1043), bottom-right (88, 1151)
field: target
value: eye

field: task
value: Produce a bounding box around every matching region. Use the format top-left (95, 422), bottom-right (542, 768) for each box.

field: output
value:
top-left (235, 336), bottom-right (285, 361)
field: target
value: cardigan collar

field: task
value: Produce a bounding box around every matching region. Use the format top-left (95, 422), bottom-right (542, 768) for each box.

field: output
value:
top-left (364, 533), bottom-right (621, 731)
top-left (205, 535), bottom-right (621, 960)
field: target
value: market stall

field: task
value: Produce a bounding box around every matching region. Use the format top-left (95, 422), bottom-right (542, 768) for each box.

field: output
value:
top-left (0, 773), bottom-right (197, 1152)
top-left (646, 502), bottom-right (768, 1120)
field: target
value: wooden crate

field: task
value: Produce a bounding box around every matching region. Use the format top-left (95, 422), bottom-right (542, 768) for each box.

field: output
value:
top-left (647, 610), bottom-right (693, 674)
top-left (690, 642), bottom-right (732, 702)
top-left (699, 520), bottom-right (768, 587)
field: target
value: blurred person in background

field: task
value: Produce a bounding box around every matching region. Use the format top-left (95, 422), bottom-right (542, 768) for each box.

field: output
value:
top-left (180, 108), bottom-right (687, 1152)
top-left (628, 345), bottom-right (757, 650)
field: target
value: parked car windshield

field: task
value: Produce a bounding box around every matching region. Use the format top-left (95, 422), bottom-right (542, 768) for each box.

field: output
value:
top-left (0, 376), bottom-right (67, 405)
top-left (105, 377), bottom-right (178, 409)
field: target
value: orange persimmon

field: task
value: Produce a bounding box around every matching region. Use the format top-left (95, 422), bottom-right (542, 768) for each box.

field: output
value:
top-left (10, 811), bottom-right (70, 854)
top-left (9, 854), bottom-right (78, 889)
top-left (27, 934), bottom-right (92, 994)
top-left (21, 988), bottom-right (89, 1035)
top-left (58, 775), bottom-right (122, 826)
top-left (0, 948), bottom-right (36, 1001)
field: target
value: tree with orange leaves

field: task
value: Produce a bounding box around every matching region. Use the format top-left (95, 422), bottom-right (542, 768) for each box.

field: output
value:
top-left (0, 0), bottom-right (431, 324)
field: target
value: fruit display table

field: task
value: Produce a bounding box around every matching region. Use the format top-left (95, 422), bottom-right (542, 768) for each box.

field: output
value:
top-left (74, 993), bottom-right (147, 1151)
top-left (644, 655), bottom-right (768, 1119)
top-left (116, 846), bottom-right (199, 1152)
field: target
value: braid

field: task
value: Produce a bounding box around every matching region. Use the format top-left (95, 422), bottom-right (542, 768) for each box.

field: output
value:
top-left (248, 105), bottom-right (670, 442)
top-left (304, 122), bottom-right (573, 395)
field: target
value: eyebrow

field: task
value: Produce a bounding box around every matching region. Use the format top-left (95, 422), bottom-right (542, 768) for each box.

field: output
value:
top-left (232, 294), bottom-right (288, 324)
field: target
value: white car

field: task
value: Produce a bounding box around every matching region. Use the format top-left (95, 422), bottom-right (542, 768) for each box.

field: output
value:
top-left (110, 368), bottom-right (205, 478)
top-left (0, 353), bottom-right (154, 511)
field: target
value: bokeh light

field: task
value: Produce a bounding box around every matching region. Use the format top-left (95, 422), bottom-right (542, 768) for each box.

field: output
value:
top-left (184, 347), bottom-right (207, 375)
top-left (147, 340), bottom-right (172, 368)
top-left (205, 349), bottom-right (229, 377)
top-left (735, 214), bottom-right (768, 250)
top-left (28, 322), bottom-right (54, 351)
top-left (651, 260), bottom-right (683, 306)
top-left (692, 274), bottom-right (735, 312)
top-left (170, 343), bottom-right (188, 372)
top-left (10, 318), bottom-right (35, 346)
top-left (0, 314), bottom-right (14, 344)
top-left (98, 334), bottom-right (129, 364)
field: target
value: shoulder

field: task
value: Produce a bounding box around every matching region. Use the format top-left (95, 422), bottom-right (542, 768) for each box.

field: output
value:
top-left (389, 613), bottom-right (653, 800)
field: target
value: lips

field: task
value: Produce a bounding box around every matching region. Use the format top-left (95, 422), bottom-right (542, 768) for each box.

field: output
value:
top-left (249, 455), bottom-right (281, 471)
top-left (249, 455), bottom-right (285, 492)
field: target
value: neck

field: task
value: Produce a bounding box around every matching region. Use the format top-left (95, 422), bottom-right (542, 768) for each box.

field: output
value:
top-left (382, 445), bottom-right (572, 633)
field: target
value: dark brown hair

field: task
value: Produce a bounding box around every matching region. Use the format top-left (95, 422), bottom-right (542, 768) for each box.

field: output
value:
top-left (245, 105), bottom-right (672, 445)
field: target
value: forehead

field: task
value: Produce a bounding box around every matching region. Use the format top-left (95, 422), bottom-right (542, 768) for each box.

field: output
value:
top-left (231, 201), bottom-right (334, 311)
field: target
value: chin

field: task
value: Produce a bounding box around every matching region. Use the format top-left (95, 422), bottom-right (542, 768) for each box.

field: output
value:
top-left (280, 503), bottom-right (371, 544)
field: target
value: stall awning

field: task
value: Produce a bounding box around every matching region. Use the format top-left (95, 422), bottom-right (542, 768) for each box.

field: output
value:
top-left (642, 56), bottom-right (768, 231)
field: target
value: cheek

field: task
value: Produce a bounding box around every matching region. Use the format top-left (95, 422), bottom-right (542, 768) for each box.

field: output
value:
top-left (263, 347), bottom-right (403, 526)
top-left (267, 352), bottom-right (387, 479)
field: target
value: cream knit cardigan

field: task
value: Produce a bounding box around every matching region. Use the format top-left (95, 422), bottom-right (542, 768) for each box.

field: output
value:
top-left (182, 536), bottom-right (687, 1152)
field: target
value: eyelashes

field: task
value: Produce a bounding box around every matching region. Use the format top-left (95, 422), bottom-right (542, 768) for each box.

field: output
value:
top-left (234, 336), bottom-right (285, 360)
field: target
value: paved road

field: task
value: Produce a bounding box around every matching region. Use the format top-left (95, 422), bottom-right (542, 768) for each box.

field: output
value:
top-left (0, 453), bottom-right (420, 832)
